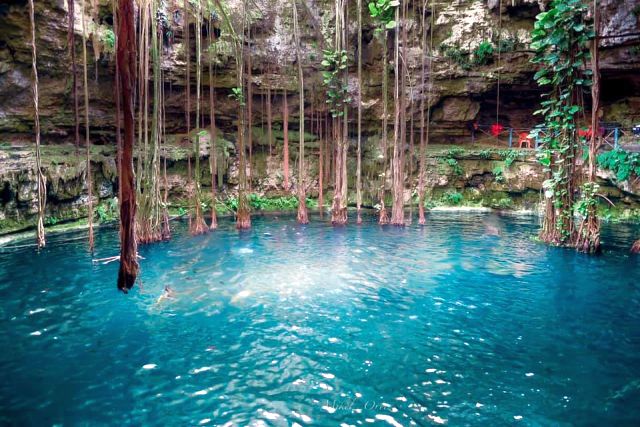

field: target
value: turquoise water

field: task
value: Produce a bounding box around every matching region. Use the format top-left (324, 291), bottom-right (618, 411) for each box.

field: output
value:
top-left (1, 213), bottom-right (639, 426)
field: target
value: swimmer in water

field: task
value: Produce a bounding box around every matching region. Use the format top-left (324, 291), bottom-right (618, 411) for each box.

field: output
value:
top-left (483, 217), bottom-right (501, 237)
top-left (485, 223), bottom-right (501, 236)
top-left (156, 285), bottom-right (176, 304)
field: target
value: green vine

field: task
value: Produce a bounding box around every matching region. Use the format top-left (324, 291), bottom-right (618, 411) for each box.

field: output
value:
top-left (321, 49), bottom-right (350, 117)
top-left (575, 181), bottom-right (599, 217)
top-left (530, 0), bottom-right (593, 244)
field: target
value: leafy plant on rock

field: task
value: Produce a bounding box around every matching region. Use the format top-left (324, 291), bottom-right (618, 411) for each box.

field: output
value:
top-left (473, 41), bottom-right (494, 65)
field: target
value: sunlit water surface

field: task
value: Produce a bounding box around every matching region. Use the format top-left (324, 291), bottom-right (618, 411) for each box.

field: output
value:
top-left (1, 213), bottom-right (640, 426)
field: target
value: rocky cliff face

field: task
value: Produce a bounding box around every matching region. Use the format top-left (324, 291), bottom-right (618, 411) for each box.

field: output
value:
top-left (1, 0), bottom-right (639, 234)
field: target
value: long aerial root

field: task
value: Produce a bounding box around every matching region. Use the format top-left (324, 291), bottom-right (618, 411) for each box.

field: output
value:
top-left (297, 196), bottom-right (309, 224)
top-left (209, 207), bottom-right (218, 230)
top-left (190, 199), bottom-right (208, 236)
top-left (575, 214), bottom-right (600, 254)
top-left (236, 206), bottom-right (251, 230)
top-left (378, 204), bottom-right (389, 225)
top-left (161, 208), bottom-right (171, 240)
top-left (94, 254), bottom-right (144, 265)
top-left (330, 195), bottom-right (347, 225)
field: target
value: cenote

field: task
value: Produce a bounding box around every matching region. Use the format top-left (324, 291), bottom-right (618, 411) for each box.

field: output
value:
top-left (1, 213), bottom-right (640, 425)
top-left (3, 0), bottom-right (640, 424)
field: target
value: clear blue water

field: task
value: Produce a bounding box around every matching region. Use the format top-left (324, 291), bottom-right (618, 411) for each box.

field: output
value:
top-left (1, 213), bottom-right (640, 426)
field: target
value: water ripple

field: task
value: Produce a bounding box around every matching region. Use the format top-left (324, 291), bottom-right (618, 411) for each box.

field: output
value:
top-left (0, 213), bottom-right (639, 425)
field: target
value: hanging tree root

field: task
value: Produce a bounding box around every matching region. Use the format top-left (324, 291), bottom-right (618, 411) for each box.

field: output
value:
top-left (331, 196), bottom-right (348, 226)
top-left (189, 200), bottom-right (208, 236)
top-left (378, 203), bottom-right (390, 225)
top-left (94, 254), bottom-right (144, 265)
top-left (632, 239), bottom-right (640, 254)
top-left (161, 208), bottom-right (171, 240)
top-left (539, 197), bottom-right (561, 244)
top-left (575, 211), bottom-right (601, 254)
top-left (236, 194), bottom-right (251, 230)
top-left (297, 195), bottom-right (309, 224)
top-left (209, 207), bottom-right (218, 230)
top-left (236, 208), bottom-right (251, 230)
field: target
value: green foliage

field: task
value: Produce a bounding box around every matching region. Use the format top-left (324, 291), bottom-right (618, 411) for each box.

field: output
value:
top-left (492, 33), bottom-right (523, 53)
top-left (473, 41), bottom-right (494, 65)
top-left (446, 158), bottom-right (463, 175)
top-left (219, 194), bottom-right (316, 212)
top-left (95, 197), bottom-right (119, 223)
top-left (45, 216), bottom-right (59, 226)
top-left (597, 149), bottom-right (640, 182)
top-left (102, 28), bottom-right (115, 51)
top-left (479, 149), bottom-right (492, 159)
top-left (368, 0), bottom-right (398, 30)
top-left (441, 191), bottom-right (463, 205)
top-left (321, 49), bottom-right (351, 117)
top-left (493, 165), bottom-right (505, 183)
top-left (493, 150), bottom-right (522, 183)
top-left (492, 197), bottom-right (514, 209)
top-left (530, 0), bottom-right (593, 241)
top-left (228, 87), bottom-right (245, 106)
top-left (224, 197), bottom-right (239, 212)
top-left (439, 148), bottom-right (464, 175)
top-left (422, 198), bottom-right (439, 210)
top-left (574, 182), bottom-right (599, 217)
top-left (503, 150), bottom-right (519, 168)
top-left (439, 43), bottom-right (471, 70)
top-left (446, 147), bottom-right (465, 157)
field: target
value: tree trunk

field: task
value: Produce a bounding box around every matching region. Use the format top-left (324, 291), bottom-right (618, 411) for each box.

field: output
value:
top-left (81, 0), bottom-right (94, 251)
top-left (390, 6), bottom-right (404, 226)
top-left (356, 0), bottom-right (363, 225)
top-left (379, 29), bottom-right (389, 225)
top-left (67, 0), bottom-right (80, 156)
top-left (117, 0), bottom-right (139, 292)
top-left (267, 72), bottom-right (273, 157)
top-left (184, 0), bottom-right (192, 230)
top-left (292, 0), bottom-right (308, 224)
top-left (29, 0), bottom-right (46, 249)
top-left (330, 0), bottom-right (348, 225)
top-left (418, 1), bottom-right (428, 225)
top-left (190, 1), bottom-right (207, 235)
top-left (235, 0), bottom-right (251, 230)
top-left (246, 31), bottom-right (253, 190)
top-left (318, 112), bottom-right (324, 217)
top-left (209, 22), bottom-right (218, 231)
top-left (576, 0), bottom-right (601, 254)
top-left (283, 89), bottom-right (290, 191)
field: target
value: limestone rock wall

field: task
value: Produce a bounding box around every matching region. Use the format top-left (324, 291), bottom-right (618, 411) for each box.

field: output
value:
top-left (1, 0), bottom-right (640, 233)
top-left (1, 0), bottom-right (639, 142)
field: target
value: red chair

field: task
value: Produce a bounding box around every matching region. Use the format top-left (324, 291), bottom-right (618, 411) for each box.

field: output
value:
top-left (578, 127), bottom-right (593, 140)
top-left (518, 132), bottom-right (533, 148)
